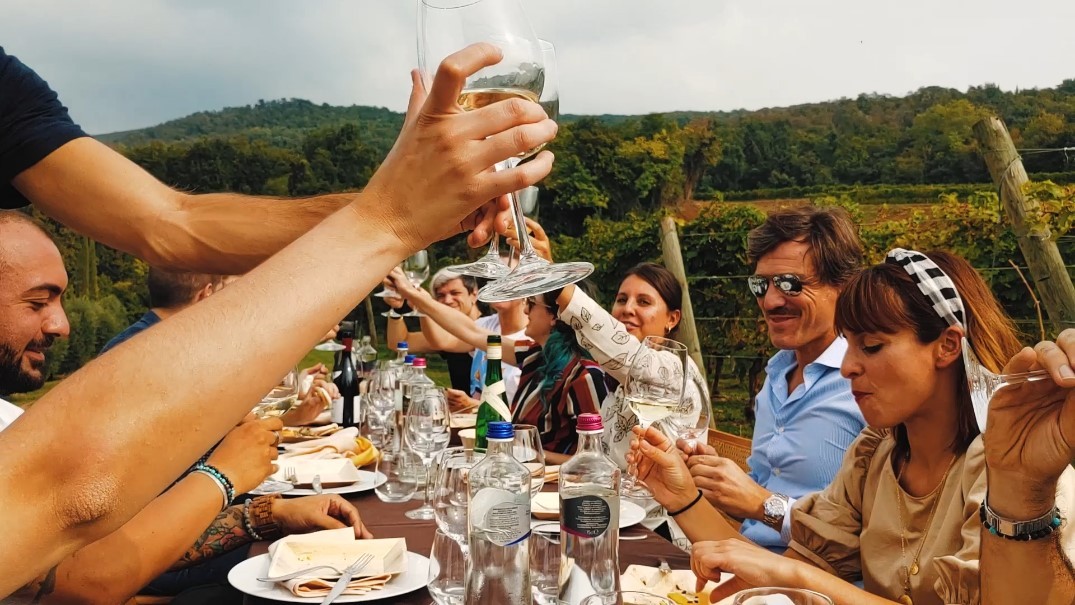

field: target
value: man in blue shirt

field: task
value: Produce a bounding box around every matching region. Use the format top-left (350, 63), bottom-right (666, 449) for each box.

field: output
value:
top-left (101, 269), bottom-right (228, 354)
top-left (686, 207), bottom-right (867, 553)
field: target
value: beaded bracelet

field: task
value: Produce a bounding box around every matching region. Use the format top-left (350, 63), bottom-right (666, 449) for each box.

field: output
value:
top-left (242, 498), bottom-right (264, 541)
top-left (194, 462), bottom-right (236, 505)
top-left (667, 489), bottom-right (704, 517)
top-left (191, 469), bottom-right (230, 512)
top-left (980, 498), bottom-right (1063, 541)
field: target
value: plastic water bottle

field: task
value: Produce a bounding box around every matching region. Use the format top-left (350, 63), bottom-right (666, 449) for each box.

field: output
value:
top-left (558, 413), bottom-right (621, 604)
top-left (466, 421), bottom-right (531, 605)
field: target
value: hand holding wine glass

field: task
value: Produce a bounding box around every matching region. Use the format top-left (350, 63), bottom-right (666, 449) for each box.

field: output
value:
top-left (621, 336), bottom-right (690, 498)
top-left (363, 43), bottom-right (555, 252)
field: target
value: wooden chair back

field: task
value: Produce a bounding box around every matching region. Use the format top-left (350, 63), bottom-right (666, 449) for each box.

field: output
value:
top-left (706, 428), bottom-right (752, 473)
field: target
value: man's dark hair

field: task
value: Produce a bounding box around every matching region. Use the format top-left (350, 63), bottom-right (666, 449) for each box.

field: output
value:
top-left (746, 206), bottom-right (863, 287)
top-left (148, 268), bottom-right (226, 309)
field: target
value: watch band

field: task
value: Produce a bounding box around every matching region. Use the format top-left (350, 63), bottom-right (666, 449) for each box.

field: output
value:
top-left (248, 495), bottom-right (284, 541)
top-left (981, 494), bottom-right (1062, 541)
top-left (762, 493), bottom-right (790, 531)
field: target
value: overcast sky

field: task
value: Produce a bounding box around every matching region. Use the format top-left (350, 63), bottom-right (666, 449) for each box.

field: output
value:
top-left (4, 0), bottom-right (1074, 135)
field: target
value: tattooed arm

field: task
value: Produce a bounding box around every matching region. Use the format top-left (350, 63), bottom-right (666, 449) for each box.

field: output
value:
top-left (40, 473), bottom-right (228, 604)
top-left (170, 505), bottom-right (253, 570)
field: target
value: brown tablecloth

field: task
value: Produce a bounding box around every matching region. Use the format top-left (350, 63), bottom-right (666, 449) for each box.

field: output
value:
top-left (242, 483), bottom-right (690, 604)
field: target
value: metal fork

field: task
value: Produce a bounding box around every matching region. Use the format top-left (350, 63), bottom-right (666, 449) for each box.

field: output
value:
top-left (284, 466), bottom-right (298, 485)
top-left (321, 553), bottom-right (376, 604)
top-left (257, 564), bottom-right (345, 583)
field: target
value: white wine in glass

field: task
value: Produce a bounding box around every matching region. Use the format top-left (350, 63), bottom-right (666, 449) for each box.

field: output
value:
top-left (625, 395), bottom-right (679, 425)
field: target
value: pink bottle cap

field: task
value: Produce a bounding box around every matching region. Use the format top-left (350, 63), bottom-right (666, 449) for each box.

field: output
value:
top-left (413, 358), bottom-right (426, 368)
top-left (577, 413), bottom-right (603, 432)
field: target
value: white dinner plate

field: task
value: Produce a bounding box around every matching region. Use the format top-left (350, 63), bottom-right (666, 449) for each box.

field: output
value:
top-left (530, 495), bottom-right (647, 529)
top-left (228, 551), bottom-right (429, 603)
top-left (277, 470), bottom-right (386, 497)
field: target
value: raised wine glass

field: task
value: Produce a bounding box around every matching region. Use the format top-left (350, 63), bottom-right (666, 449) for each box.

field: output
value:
top-left (475, 39), bottom-right (594, 303)
top-left (401, 250), bottom-right (431, 318)
top-left (621, 336), bottom-right (689, 498)
top-left (418, 2), bottom-right (592, 300)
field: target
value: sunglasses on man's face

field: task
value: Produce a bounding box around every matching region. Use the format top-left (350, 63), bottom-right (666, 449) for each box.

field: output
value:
top-left (747, 274), bottom-right (805, 298)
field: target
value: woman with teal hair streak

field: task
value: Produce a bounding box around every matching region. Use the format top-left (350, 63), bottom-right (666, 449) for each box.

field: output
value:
top-left (387, 273), bottom-right (610, 463)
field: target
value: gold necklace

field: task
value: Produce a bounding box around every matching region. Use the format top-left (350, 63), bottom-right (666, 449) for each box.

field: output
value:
top-left (893, 452), bottom-right (957, 605)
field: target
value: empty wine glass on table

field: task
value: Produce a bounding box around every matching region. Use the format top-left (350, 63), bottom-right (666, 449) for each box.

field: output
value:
top-left (403, 386), bottom-right (451, 519)
top-left (374, 449), bottom-right (419, 503)
top-left (512, 424), bottom-right (545, 498)
top-left (433, 447), bottom-right (476, 553)
top-left (620, 336), bottom-right (689, 498)
top-left (529, 522), bottom-right (561, 605)
top-left (428, 528), bottom-right (467, 605)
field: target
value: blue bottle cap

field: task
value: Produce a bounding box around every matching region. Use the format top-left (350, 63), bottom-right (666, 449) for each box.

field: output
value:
top-left (404, 354), bottom-right (416, 364)
top-left (487, 421), bottom-right (514, 440)
top-left (397, 341), bottom-right (408, 349)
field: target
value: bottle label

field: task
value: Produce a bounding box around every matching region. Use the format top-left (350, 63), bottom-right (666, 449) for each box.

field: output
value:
top-left (480, 380), bottom-right (511, 421)
top-left (562, 495), bottom-right (612, 538)
top-left (330, 397), bottom-right (344, 425)
top-left (471, 487), bottom-right (530, 546)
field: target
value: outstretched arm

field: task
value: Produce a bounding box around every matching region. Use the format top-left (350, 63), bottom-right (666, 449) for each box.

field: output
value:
top-left (0, 43), bottom-right (557, 595)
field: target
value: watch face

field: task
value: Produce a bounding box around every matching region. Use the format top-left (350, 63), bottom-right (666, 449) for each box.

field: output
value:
top-left (764, 496), bottom-right (786, 518)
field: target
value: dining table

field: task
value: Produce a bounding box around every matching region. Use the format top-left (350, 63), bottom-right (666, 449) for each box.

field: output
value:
top-left (241, 479), bottom-right (692, 605)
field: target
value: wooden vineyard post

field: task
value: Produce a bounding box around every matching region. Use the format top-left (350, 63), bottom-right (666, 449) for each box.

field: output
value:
top-left (973, 116), bottom-right (1075, 333)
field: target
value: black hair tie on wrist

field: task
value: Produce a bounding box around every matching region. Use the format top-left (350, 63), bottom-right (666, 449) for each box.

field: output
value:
top-left (667, 489), bottom-right (704, 517)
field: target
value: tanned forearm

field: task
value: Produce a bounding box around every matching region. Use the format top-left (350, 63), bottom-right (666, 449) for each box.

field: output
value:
top-left (408, 291), bottom-right (515, 363)
top-left (42, 474), bottom-right (232, 604)
top-left (172, 506), bottom-right (251, 570)
top-left (981, 473), bottom-right (1075, 605)
top-left (670, 497), bottom-right (749, 545)
top-left (15, 137), bottom-right (353, 274)
top-left (0, 203), bottom-right (409, 593)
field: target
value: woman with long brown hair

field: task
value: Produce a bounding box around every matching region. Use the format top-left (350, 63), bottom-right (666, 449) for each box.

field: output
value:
top-left (631, 249), bottom-right (1075, 604)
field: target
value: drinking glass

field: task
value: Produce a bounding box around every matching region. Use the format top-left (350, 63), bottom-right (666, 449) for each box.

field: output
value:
top-left (403, 387), bottom-right (451, 519)
top-left (674, 389), bottom-right (711, 453)
top-left (621, 336), bottom-right (689, 498)
top-left (401, 250), bottom-right (431, 317)
top-left (475, 40), bottom-right (594, 303)
top-left (733, 588), bottom-right (834, 605)
top-left (252, 367), bottom-right (300, 420)
top-left (530, 522), bottom-right (561, 605)
top-left (428, 528), bottom-right (467, 605)
top-left (374, 450), bottom-right (418, 503)
top-left (418, 1), bottom-right (592, 300)
top-left (375, 263), bottom-right (405, 318)
top-left (963, 336), bottom-right (1049, 432)
top-left (512, 424), bottom-right (545, 498)
top-left (433, 447), bottom-right (476, 552)
top-left (580, 592), bottom-right (675, 605)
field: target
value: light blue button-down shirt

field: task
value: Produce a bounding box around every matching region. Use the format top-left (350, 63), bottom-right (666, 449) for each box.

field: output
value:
top-left (741, 336), bottom-right (866, 553)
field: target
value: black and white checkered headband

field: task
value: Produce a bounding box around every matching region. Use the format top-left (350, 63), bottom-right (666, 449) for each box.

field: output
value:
top-left (885, 248), bottom-right (966, 329)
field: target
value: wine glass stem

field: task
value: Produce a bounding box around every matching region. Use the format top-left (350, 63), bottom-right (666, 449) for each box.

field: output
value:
top-left (421, 459), bottom-right (433, 508)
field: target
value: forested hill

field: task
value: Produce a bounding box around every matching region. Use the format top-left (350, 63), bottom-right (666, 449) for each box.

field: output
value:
top-left (95, 80), bottom-right (1075, 235)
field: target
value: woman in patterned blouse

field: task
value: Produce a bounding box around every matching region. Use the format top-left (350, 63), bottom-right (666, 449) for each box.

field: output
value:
top-left (387, 276), bottom-right (610, 463)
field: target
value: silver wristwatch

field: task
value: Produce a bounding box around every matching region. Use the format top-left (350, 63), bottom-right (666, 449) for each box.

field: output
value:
top-left (762, 493), bottom-right (791, 531)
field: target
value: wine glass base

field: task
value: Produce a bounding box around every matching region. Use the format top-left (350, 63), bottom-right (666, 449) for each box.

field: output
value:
top-left (620, 483), bottom-right (654, 499)
top-left (446, 258), bottom-right (511, 279)
top-left (314, 342), bottom-right (346, 352)
top-left (404, 505), bottom-right (436, 520)
top-left (402, 311), bottom-right (426, 317)
top-left (477, 261), bottom-right (594, 303)
top-left (249, 479), bottom-right (294, 496)
top-left (381, 311), bottom-right (402, 318)
top-left (373, 290), bottom-right (398, 298)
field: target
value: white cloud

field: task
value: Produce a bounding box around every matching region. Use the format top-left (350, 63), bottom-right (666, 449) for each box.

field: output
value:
top-left (2, 0), bottom-right (1073, 134)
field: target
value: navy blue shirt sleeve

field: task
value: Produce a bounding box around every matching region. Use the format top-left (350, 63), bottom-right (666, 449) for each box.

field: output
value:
top-left (0, 47), bottom-right (88, 208)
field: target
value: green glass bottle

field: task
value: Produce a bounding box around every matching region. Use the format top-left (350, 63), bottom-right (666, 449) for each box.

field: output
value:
top-left (475, 335), bottom-right (507, 450)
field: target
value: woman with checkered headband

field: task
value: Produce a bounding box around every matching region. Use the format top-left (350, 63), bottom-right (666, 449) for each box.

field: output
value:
top-left (631, 249), bottom-right (1075, 605)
